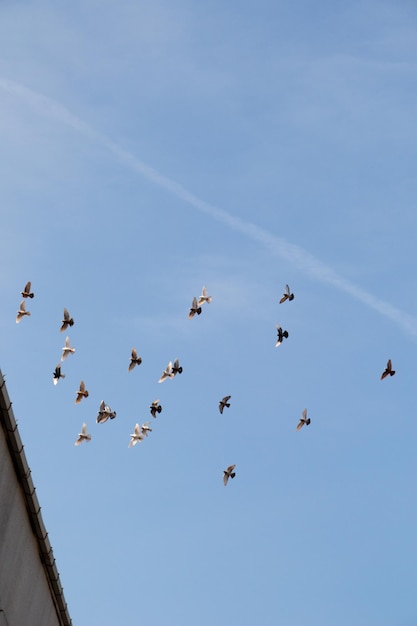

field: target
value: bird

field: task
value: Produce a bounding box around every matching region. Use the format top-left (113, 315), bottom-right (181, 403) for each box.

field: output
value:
top-left (279, 284), bottom-right (294, 303)
top-left (128, 423), bottom-right (145, 447)
top-left (188, 296), bottom-right (202, 319)
top-left (381, 359), bottom-right (396, 380)
top-left (96, 400), bottom-right (116, 424)
top-left (198, 286), bottom-right (212, 306)
top-left (141, 422), bottom-right (152, 436)
top-left (219, 395), bottom-right (231, 414)
top-left (16, 300), bottom-right (31, 323)
top-left (275, 325), bottom-right (289, 347)
top-left (150, 400), bottom-right (162, 418)
top-left (158, 361), bottom-right (174, 383)
top-left (74, 423), bottom-right (91, 446)
top-left (60, 308), bottom-right (74, 332)
top-left (61, 336), bottom-right (75, 361)
top-left (128, 348), bottom-right (142, 371)
top-left (21, 281), bottom-right (34, 298)
top-left (296, 408), bottom-right (311, 431)
top-left (53, 364), bottom-right (65, 385)
top-left (75, 380), bottom-right (89, 404)
top-left (171, 358), bottom-right (183, 376)
top-left (223, 464), bottom-right (236, 486)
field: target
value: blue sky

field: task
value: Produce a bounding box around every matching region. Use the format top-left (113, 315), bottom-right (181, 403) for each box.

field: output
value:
top-left (1, 1), bottom-right (417, 625)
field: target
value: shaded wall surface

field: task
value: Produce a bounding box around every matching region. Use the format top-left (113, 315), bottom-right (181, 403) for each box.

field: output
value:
top-left (0, 371), bottom-right (72, 626)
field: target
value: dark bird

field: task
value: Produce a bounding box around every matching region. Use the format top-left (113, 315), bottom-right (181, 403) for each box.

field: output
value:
top-left (197, 286), bottom-right (212, 306)
top-left (53, 364), bottom-right (65, 385)
top-left (75, 380), bottom-right (89, 404)
top-left (74, 423), bottom-right (91, 446)
top-left (279, 284), bottom-right (294, 304)
top-left (60, 308), bottom-right (74, 332)
top-left (296, 408), bottom-right (311, 431)
top-left (171, 358), bottom-right (183, 376)
top-left (16, 300), bottom-right (31, 323)
top-left (275, 324), bottom-right (289, 347)
top-left (128, 348), bottom-right (142, 372)
top-left (150, 399), bottom-right (162, 418)
top-left (219, 395), bottom-right (231, 414)
top-left (21, 281), bottom-right (34, 298)
top-left (188, 296), bottom-right (202, 319)
top-left (381, 359), bottom-right (396, 380)
top-left (223, 464), bottom-right (236, 486)
top-left (96, 400), bottom-right (116, 424)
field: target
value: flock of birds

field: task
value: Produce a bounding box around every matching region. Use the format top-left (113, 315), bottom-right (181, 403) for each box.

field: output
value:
top-left (15, 281), bottom-right (396, 486)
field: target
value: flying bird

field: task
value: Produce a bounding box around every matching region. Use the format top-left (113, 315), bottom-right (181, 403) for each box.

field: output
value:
top-left (158, 361), bottom-right (174, 383)
top-left (128, 423), bottom-right (146, 447)
top-left (219, 395), bottom-right (231, 414)
top-left (16, 300), bottom-right (30, 323)
top-left (223, 464), bottom-right (236, 486)
top-left (141, 421), bottom-right (152, 435)
top-left (188, 296), bottom-right (202, 319)
top-left (128, 347), bottom-right (142, 371)
top-left (61, 336), bottom-right (75, 361)
top-left (381, 359), bottom-right (396, 380)
top-left (96, 400), bottom-right (116, 424)
top-left (53, 364), bottom-right (65, 385)
top-left (21, 281), bottom-right (34, 298)
top-left (275, 325), bottom-right (289, 347)
top-left (296, 408), bottom-right (311, 431)
top-left (279, 284), bottom-right (294, 304)
top-left (74, 423), bottom-right (91, 446)
top-left (150, 399), bottom-right (162, 418)
top-left (171, 358), bottom-right (183, 376)
top-left (60, 308), bottom-right (74, 332)
top-left (75, 380), bottom-right (89, 404)
top-left (198, 286), bottom-right (212, 306)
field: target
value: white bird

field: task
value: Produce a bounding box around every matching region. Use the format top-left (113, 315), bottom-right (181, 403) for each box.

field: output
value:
top-left (60, 308), bottom-right (74, 332)
top-left (75, 380), bottom-right (89, 404)
top-left (198, 286), bottom-right (212, 306)
top-left (16, 300), bottom-right (30, 323)
top-left (141, 421), bottom-right (152, 435)
top-left (296, 408), bottom-right (311, 431)
top-left (74, 423), bottom-right (91, 446)
top-left (158, 361), bottom-right (174, 383)
top-left (96, 400), bottom-right (116, 424)
top-left (128, 423), bottom-right (146, 447)
top-left (61, 336), bottom-right (75, 361)
top-left (223, 464), bottom-right (236, 486)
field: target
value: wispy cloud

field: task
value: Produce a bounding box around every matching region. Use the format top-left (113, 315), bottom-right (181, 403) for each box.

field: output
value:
top-left (1, 76), bottom-right (416, 337)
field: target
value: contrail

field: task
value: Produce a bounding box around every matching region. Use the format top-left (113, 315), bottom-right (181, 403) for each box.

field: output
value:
top-left (1, 76), bottom-right (416, 336)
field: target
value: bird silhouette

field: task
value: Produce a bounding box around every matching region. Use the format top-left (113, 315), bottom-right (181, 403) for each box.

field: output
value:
top-left (381, 359), bottom-right (396, 380)
top-left (279, 284), bottom-right (294, 303)
top-left (60, 308), bottom-right (74, 332)
top-left (74, 423), bottom-right (91, 446)
top-left (75, 380), bottom-right (89, 404)
top-left (219, 396), bottom-right (231, 414)
top-left (171, 358), bottom-right (183, 376)
top-left (223, 464), bottom-right (236, 486)
top-left (53, 364), bottom-right (65, 385)
top-left (128, 423), bottom-right (145, 447)
top-left (189, 296), bottom-right (202, 319)
top-left (21, 281), bottom-right (34, 298)
top-left (128, 348), bottom-right (142, 371)
top-left (16, 300), bottom-right (30, 323)
top-left (150, 400), bottom-right (162, 418)
top-left (296, 408), bottom-right (311, 431)
top-left (275, 325), bottom-right (289, 347)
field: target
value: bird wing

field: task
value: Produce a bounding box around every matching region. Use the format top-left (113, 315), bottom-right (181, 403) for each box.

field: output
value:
top-left (223, 473), bottom-right (229, 486)
top-left (226, 464), bottom-right (236, 473)
top-left (74, 436), bottom-right (83, 446)
top-left (302, 408), bottom-right (307, 420)
top-left (296, 420), bottom-right (304, 431)
top-left (63, 308), bottom-right (70, 321)
top-left (81, 423), bottom-right (88, 435)
top-left (131, 348), bottom-right (137, 360)
top-left (24, 281), bottom-right (31, 294)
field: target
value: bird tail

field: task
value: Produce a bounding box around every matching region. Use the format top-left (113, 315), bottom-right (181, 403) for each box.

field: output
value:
top-left (230, 473), bottom-right (236, 479)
